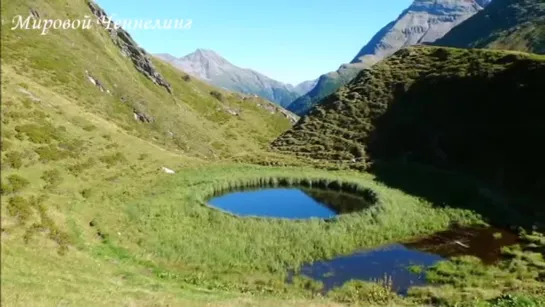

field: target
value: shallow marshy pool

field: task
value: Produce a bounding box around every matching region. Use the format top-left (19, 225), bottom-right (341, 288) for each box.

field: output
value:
top-left (291, 226), bottom-right (519, 294)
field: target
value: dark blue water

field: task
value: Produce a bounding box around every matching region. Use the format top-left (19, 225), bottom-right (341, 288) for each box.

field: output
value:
top-left (292, 227), bottom-right (518, 295)
top-left (208, 188), bottom-right (340, 219)
top-left (295, 244), bottom-right (442, 295)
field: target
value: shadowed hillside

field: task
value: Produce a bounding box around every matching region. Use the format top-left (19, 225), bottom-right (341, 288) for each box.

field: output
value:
top-left (273, 46), bottom-right (545, 201)
top-left (435, 0), bottom-right (545, 54)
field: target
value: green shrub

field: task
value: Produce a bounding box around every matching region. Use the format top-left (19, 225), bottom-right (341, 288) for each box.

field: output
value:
top-left (210, 90), bottom-right (224, 101)
top-left (83, 124), bottom-right (96, 132)
top-left (105, 143), bottom-right (119, 149)
top-left (1, 183), bottom-right (13, 195)
top-left (35, 145), bottom-right (69, 161)
top-left (14, 122), bottom-right (63, 144)
top-left (486, 294), bottom-right (545, 307)
top-left (7, 174), bottom-right (30, 192)
top-left (41, 169), bottom-right (63, 189)
top-left (31, 110), bottom-right (48, 120)
top-left (4, 151), bottom-right (24, 168)
top-left (2, 130), bottom-right (15, 139)
top-left (291, 275), bottom-right (324, 293)
top-left (328, 280), bottom-right (397, 305)
top-left (67, 158), bottom-right (95, 176)
top-left (182, 74), bottom-right (191, 82)
top-left (7, 196), bottom-right (33, 222)
top-left (22, 99), bottom-right (33, 109)
top-left (1, 139), bottom-right (12, 151)
top-left (80, 188), bottom-right (92, 199)
top-left (58, 139), bottom-right (85, 155)
top-left (98, 152), bottom-right (127, 167)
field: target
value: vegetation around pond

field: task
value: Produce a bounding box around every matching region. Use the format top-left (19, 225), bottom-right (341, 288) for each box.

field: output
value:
top-left (105, 165), bottom-right (483, 289)
top-left (6, 162), bottom-right (545, 306)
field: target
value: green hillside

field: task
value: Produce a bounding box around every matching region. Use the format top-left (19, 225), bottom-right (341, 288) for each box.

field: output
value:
top-left (0, 0), bottom-right (299, 304)
top-left (3, 1), bottom-right (545, 306)
top-left (286, 65), bottom-right (361, 115)
top-left (435, 0), bottom-right (545, 54)
top-left (2, 0), bottom-right (295, 162)
top-left (273, 46), bottom-right (545, 200)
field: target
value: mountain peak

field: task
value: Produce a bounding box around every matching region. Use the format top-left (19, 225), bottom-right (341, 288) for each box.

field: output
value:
top-left (194, 48), bottom-right (222, 57)
top-left (155, 50), bottom-right (302, 107)
top-left (186, 48), bottom-right (228, 63)
top-left (410, 0), bottom-right (491, 9)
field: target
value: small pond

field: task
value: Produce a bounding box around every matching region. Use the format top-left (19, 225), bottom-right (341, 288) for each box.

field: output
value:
top-left (290, 226), bottom-right (519, 295)
top-left (207, 187), bottom-right (373, 219)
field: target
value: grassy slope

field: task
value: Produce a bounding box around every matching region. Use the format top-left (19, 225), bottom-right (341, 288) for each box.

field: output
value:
top-left (2, 0), bottom-right (294, 161)
top-left (435, 0), bottom-right (545, 54)
top-left (273, 46), bottom-right (545, 201)
top-left (0, 0), bottom-right (300, 305)
top-left (287, 66), bottom-right (361, 116)
top-left (2, 1), bottom-right (545, 306)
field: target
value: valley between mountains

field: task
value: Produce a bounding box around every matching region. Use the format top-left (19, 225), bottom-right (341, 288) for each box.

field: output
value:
top-left (2, 0), bottom-right (545, 306)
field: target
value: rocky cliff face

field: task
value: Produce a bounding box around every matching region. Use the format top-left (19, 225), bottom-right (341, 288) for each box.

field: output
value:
top-left (287, 0), bottom-right (490, 115)
top-left (87, 1), bottom-right (172, 94)
top-left (155, 50), bottom-right (310, 108)
top-left (350, 0), bottom-right (488, 65)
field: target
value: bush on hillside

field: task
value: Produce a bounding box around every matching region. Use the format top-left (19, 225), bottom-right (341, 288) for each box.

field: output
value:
top-left (210, 90), bottom-right (224, 101)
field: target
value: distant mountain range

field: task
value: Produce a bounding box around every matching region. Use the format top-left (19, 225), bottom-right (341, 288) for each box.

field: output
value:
top-left (287, 0), bottom-right (491, 115)
top-left (155, 49), bottom-right (316, 108)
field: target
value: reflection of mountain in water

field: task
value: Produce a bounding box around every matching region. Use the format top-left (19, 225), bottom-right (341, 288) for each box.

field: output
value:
top-left (301, 188), bottom-right (373, 214)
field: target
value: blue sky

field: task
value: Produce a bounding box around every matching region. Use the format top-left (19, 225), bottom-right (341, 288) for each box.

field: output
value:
top-left (96, 0), bottom-right (412, 85)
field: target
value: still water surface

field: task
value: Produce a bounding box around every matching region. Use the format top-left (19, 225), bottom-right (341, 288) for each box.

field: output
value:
top-left (294, 226), bottom-right (519, 294)
top-left (208, 187), bottom-right (371, 219)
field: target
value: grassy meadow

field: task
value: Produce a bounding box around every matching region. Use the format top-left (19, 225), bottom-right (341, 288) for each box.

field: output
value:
top-left (2, 0), bottom-right (545, 306)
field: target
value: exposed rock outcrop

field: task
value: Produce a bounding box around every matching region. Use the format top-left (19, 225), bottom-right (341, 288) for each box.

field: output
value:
top-left (87, 1), bottom-right (172, 94)
top-left (85, 70), bottom-right (110, 94)
top-left (133, 109), bottom-right (154, 123)
top-left (240, 95), bottom-right (298, 124)
top-left (29, 8), bottom-right (40, 18)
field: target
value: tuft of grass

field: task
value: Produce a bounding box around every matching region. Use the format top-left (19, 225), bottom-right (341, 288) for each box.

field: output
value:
top-left (14, 122), bottom-right (64, 144)
top-left (41, 169), bottom-right (63, 190)
top-left (494, 232), bottom-right (504, 240)
top-left (66, 158), bottom-right (95, 176)
top-left (407, 265), bottom-right (424, 275)
top-left (4, 151), bottom-right (24, 169)
top-left (80, 188), bottom-right (93, 199)
top-left (328, 280), bottom-right (398, 305)
top-left (210, 90), bottom-right (224, 102)
top-left (6, 174), bottom-right (30, 193)
top-left (35, 145), bottom-right (70, 162)
top-left (7, 195), bottom-right (34, 223)
top-left (98, 152), bottom-right (127, 167)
